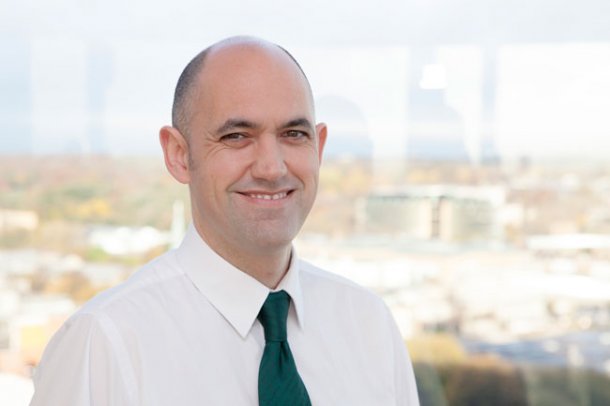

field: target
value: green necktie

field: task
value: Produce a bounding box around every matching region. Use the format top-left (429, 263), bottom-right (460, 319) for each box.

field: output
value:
top-left (257, 290), bottom-right (311, 406)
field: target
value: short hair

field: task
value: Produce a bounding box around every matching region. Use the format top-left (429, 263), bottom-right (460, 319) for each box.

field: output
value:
top-left (171, 38), bottom-right (312, 139)
top-left (171, 47), bottom-right (211, 137)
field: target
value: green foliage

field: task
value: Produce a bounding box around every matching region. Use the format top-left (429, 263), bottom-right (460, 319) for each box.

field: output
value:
top-left (0, 229), bottom-right (31, 248)
top-left (522, 366), bottom-right (610, 406)
top-left (413, 361), bottom-right (610, 406)
top-left (413, 363), bottom-right (448, 406)
top-left (83, 246), bottom-right (111, 262)
top-left (443, 361), bottom-right (528, 406)
top-left (0, 156), bottom-right (189, 229)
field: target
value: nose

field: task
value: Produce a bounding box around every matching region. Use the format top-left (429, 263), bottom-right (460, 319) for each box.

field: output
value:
top-left (251, 135), bottom-right (288, 181)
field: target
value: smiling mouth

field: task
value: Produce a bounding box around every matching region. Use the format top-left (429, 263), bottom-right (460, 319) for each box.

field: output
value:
top-left (242, 191), bottom-right (291, 200)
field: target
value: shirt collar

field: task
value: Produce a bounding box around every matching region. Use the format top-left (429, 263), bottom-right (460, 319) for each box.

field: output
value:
top-left (275, 248), bottom-right (305, 330)
top-left (176, 224), bottom-right (305, 338)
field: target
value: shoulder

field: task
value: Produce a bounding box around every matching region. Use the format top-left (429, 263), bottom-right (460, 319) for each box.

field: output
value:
top-left (76, 249), bottom-right (187, 320)
top-left (33, 250), bottom-right (187, 403)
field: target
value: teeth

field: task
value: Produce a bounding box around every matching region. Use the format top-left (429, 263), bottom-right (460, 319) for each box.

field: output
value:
top-left (249, 192), bottom-right (288, 200)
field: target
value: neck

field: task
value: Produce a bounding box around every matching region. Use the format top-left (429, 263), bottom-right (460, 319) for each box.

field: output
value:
top-left (232, 248), bottom-right (292, 289)
top-left (194, 223), bottom-right (292, 289)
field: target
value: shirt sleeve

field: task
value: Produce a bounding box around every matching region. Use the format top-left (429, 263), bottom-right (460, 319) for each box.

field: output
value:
top-left (30, 312), bottom-right (136, 406)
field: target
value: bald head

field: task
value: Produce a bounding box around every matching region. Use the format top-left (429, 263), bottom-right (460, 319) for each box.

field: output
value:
top-left (171, 36), bottom-right (312, 138)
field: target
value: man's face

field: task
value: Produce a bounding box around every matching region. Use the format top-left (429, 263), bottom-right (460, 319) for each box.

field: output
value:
top-left (184, 45), bottom-right (326, 257)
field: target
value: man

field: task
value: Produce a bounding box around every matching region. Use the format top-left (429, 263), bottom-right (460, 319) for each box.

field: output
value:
top-left (30, 37), bottom-right (419, 405)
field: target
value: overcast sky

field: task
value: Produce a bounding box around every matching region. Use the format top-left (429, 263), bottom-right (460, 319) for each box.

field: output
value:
top-left (2, 0), bottom-right (610, 160)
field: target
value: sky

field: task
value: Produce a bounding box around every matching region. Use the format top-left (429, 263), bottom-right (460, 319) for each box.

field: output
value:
top-left (1, 0), bottom-right (610, 160)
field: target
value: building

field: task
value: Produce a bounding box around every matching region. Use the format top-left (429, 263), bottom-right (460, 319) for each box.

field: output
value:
top-left (0, 209), bottom-right (39, 232)
top-left (364, 185), bottom-right (506, 244)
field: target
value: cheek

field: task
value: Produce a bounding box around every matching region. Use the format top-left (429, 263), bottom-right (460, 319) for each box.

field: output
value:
top-left (296, 157), bottom-right (321, 183)
top-left (202, 151), bottom-right (248, 180)
top-left (286, 147), bottom-right (321, 175)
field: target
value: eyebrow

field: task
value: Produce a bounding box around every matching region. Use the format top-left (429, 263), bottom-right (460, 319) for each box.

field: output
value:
top-left (280, 117), bottom-right (314, 130)
top-left (215, 117), bottom-right (314, 134)
top-left (215, 118), bottom-right (259, 135)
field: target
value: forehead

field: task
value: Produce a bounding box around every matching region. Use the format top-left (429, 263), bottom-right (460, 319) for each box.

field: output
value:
top-left (193, 44), bottom-right (314, 125)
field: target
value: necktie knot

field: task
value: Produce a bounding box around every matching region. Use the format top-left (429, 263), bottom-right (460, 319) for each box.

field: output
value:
top-left (258, 291), bottom-right (289, 342)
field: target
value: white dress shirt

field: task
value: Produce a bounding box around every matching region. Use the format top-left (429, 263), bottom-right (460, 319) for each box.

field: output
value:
top-left (30, 225), bottom-right (419, 405)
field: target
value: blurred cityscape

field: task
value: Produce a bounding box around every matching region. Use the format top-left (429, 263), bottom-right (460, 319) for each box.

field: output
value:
top-left (1, 153), bottom-right (610, 403)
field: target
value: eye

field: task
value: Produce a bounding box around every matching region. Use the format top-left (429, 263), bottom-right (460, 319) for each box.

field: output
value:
top-left (219, 133), bottom-right (252, 147)
top-left (220, 133), bottom-right (246, 141)
top-left (284, 130), bottom-right (309, 140)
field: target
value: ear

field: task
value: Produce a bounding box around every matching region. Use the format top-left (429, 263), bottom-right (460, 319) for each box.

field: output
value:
top-left (159, 125), bottom-right (191, 184)
top-left (315, 122), bottom-right (328, 163)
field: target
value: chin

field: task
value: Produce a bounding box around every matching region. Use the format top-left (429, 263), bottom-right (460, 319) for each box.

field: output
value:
top-left (254, 235), bottom-right (295, 250)
top-left (247, 229), bottom-right (299, 251)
